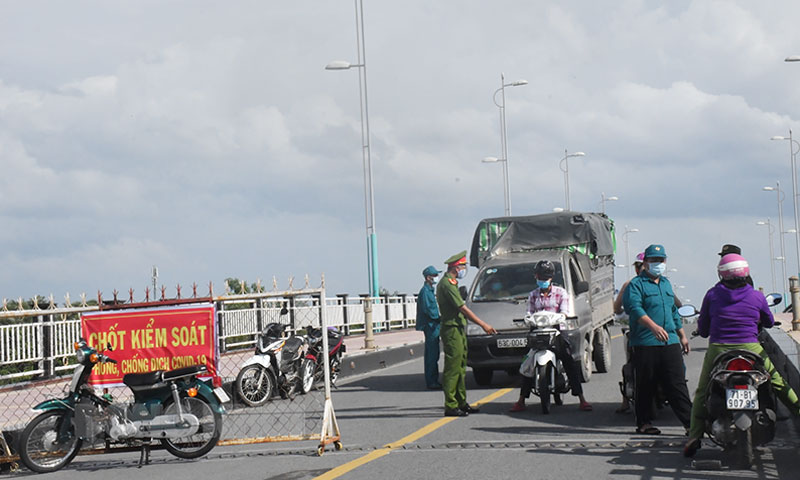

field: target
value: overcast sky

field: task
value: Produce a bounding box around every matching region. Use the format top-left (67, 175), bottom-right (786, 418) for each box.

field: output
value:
top-left (3, 1), bottom-right (800, 305)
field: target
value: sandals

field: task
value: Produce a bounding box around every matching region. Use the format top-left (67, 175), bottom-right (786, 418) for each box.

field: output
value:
top-left (635, 425), bottom-right (661, 435)
top-left (579, 401), bottom-right (593, 411)
top-left (509, 401), bottom-right (526, 412)
top-left (683, 438), bottom-right (702, 457)
top-left (615, 405), bottom-right (631, 414)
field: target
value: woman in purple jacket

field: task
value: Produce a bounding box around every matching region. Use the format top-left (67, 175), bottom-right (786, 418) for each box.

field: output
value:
top-left (684, 254), bottom-right (800, 457)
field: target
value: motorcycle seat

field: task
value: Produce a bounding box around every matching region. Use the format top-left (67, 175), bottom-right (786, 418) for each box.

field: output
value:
top-left (123, 371), bottom-right (164, 387)
top-left (163, 364), bottom-right (207, 381)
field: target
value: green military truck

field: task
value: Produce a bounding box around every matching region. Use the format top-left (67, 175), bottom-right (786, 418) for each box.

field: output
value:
top-left (465, 211), bottom-right (616, 385)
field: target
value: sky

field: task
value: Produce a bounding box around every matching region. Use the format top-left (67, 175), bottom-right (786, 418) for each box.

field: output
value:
top-left (2, 0), bottom-right (800, 306)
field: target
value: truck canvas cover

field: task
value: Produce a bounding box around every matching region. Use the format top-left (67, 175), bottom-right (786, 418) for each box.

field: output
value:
top-left (470, 211), bottom-right (615, 268)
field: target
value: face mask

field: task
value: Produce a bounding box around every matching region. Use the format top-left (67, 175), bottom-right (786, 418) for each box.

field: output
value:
top-left (457, 268), bottom-right (467, 279)
top-left (537, 279), bottom-right (551, 289)
top-left (648, 262), bottom-right (666, 277)
top-left (430, 277), bottom-right (438, 285)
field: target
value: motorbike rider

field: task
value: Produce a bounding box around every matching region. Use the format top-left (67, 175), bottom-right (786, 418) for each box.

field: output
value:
top-left (684, 253), bottom-right (800, 457)
top-left (510, 260), bottom-right (592, 412)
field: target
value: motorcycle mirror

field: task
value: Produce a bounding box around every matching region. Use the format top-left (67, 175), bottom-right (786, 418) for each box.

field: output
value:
top-left (677, 305), bottom-right (698, 317)
top-left (765, 293), bottom-right (782, 307)
top-left (280, 306), bottom-right (289, 316)
top-left (106, 343), bottom-right (113, 352)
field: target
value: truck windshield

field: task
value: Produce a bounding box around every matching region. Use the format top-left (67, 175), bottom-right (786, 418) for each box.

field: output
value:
top-left (471, 263), bottom-right (564, 302)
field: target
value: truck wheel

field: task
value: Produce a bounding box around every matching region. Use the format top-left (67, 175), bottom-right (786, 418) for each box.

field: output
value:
top-left (473, 369), bottom-right (493, 386)
top-left (580, 335), bottom-right (593, 382)
top-left (592, 326), bottom-right (612, 373)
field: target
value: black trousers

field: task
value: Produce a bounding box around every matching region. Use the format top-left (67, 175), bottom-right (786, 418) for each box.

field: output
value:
top-left (520, 335), bottom-right (583, 397)
top-left (632, 343), bottom-right (692, 429)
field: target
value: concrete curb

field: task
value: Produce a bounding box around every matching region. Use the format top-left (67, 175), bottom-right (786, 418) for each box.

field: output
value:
top-left (340, 341), bottom-right (424, 379)
top-left (763, 328), bottom-right (800, 435)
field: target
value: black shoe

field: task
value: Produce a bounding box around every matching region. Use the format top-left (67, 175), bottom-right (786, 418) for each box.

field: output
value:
top-left (444, 408), bottom-right (468, 417)
top-left (459, 404), bottom-right (480, 414)
top-left (427, 384), bottom-right (442, 390)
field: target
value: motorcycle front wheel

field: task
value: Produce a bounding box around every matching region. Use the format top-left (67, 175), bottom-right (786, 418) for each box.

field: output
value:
top-left (19, 410), bottom-right (82, 473)
top-left (299, 358), bottom-right (316, 394)
top-left (537, 364), bottom-right (552, 414)
top-left (236, 365), bottom-right (274, 407)
top-left (160, 397), bottom-right (222, 459)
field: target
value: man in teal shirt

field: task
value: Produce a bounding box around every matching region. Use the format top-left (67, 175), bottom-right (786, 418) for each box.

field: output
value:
top-left (417, 265), bottom-right (442, 389)
top-left (623, 244), bottom-right (691, 435)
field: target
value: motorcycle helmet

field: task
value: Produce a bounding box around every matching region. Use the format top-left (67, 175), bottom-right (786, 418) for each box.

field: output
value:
top-left (718, 253), bottom-right (750, 280)
top-left (534, 260), bottom-right (555, 279)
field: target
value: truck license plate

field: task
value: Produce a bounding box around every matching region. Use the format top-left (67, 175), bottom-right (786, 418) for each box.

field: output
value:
top-left (497, 338), bottom-right (527, 348)
top-left (726, 388), bottom-right (758, 410)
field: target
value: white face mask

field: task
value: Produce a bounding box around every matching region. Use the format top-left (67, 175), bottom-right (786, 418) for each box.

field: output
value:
top-left (457, 268), bottom-right (467, 279)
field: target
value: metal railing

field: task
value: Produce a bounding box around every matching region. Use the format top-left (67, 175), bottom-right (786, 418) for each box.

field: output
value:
top-left (0, 292), bottom-right (417, 383)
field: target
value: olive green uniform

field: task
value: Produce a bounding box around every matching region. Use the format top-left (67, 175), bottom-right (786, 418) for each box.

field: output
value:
top-left (436, 271), bottom-right (468, 410)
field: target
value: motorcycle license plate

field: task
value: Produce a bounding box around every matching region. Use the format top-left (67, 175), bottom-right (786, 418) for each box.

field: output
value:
top-left (214, 387), bottom-right (231, 403)
top-left (726, 388), bottom-right (758, 410)
top-left (497, 338), bottom-right (527, 348)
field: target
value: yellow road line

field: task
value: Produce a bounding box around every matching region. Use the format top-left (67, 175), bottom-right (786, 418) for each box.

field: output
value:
top-left (314, 387), bottom-right (513, 480)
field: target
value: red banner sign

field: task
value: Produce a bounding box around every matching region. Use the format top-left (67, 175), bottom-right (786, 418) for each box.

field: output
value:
top-left (81, 304), bottom-right (218, 386)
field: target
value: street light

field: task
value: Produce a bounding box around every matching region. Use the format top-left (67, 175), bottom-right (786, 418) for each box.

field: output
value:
top-left (757, 219), bottom-right (778, 294)
top-left (326, 0), bottom-right (380, 300)
top-left (484, 74), bottom-right (527, 216)
top-left (786, 56), bottom-right (800, 62)
top-left (600, 193), bottom-right (618, 214)
top-left (622, 226), bottom-right (639, 279)
top-left (763, 182), bottom-right (788, 295)
top-left (559, 150), bottom-right (586, 211)
top-left (770, 133), bottom-right (800, 278)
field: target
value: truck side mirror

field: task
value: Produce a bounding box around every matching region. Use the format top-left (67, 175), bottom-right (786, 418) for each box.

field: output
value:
top-left (575, 281), bottom-right (589, 295)
top-left (459, 286), bottom-right (468, 300)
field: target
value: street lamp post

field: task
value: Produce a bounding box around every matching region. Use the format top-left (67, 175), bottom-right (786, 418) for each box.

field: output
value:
top-left (771, 132), bottom-right (800, 278)
top-left (559, 150), bottom-right (586, 211)
top-left (326, 0), bottom-right (379, 301)
top-left (622, 226), bottom-right (639, 279)
top-left (484, 74), bottom-right (527, 216)
top-left (757, 219), bottom-right (777, 294)
top-left (764, 182), bottom-right (788, 295)
top-left (600, 192), bottom-right (618, 214)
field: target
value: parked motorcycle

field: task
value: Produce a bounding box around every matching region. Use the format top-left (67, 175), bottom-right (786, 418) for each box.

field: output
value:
top-left (516, 311), bottom-right (577, 414)
top-left (235, 322), bottom-right (313, 407)
top-left (18, 339), bottom-right (226, 473)
top-left (305, 326), bottom-right (345, 388)
top-left (682, 293), bottom-right (782, 468)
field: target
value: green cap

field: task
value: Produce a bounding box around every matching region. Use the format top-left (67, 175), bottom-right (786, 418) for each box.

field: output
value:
top-left (444, 250), bottom-right (468, 266)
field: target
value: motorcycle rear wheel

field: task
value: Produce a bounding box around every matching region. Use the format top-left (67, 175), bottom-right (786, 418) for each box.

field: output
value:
top-left (236, 365), bottom-right (274, 407)
top-left (735, 428), bottom-right (754, 469)
top-left (537, 364), bottom-right (552, 414)
top-left (19, 410), bottom-right (82, 473)
top-left (160, 397), bottom-right (222, 459)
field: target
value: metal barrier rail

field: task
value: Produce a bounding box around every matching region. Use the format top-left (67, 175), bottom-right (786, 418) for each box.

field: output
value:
top-left (0, 293), bottom-right (417, 383)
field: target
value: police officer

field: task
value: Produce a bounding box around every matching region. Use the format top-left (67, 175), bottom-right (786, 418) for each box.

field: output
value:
top-left (436, 250), bottom-right (497, 417)
top-left (417, 265), bottom-right (442, 389)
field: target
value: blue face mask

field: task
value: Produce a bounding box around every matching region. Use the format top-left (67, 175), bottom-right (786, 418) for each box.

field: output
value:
top-left (457, 268), bottom-right (467, 279)
top-left (537, 279), bottom-right (551, 289)
top-left (648, 262), bottom-right (666, 277)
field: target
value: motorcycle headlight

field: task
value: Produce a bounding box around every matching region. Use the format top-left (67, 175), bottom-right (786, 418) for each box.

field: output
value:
top-left (75, 349), bottom-right (86, 363)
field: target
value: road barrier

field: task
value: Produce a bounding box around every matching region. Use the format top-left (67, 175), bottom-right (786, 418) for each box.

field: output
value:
top-left (0, 279), bottom-right (418, 467)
